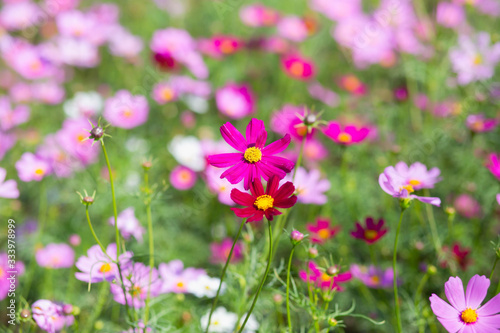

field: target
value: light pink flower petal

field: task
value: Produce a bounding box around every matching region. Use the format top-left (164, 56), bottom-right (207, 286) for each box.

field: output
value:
top-left (429, 294), bottom-right (463, 332)
top-left (465, 275), bottom-right (489, 309)
top-left (478, 292), bottom-right (500, 316)
top-left (445, 276), bottom-right (466, 310)
top-left (475, 314), bottom-right (500, 328)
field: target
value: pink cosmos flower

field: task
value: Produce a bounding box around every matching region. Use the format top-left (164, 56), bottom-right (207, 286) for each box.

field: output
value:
top-left (210, 238), bottom-right (243, 264)
top-left (5, 42), bottom-right (56, 80)
top-left (108, 28), bottom-right (144, 59)
top-left (323, 121), bottom-right (370, 145)
top-left (230, 175), bottom-right (297, 222)
top-left (0, 1), bottom-right (41, 31)
top-left (104, 90), bottom-right (149, 129)
top-left (207, 118), bottom-right (294, 190)
top-left (36, 243), bottom-right (75, 269)
top-left (15, 152), bottom-right (51, 182)
top-left (170, 165), bottom-right (197, 190)
top-left (43, 0), bottom-right (80, 15)
top-left (68, 234), bottom-right (81, 247)
top-left (168, 75), bottom-right (212, 98)
top-left (32, 300), bottom-right (74, 333)
top-left (307, 82), bottom-right (339, 107)
top-left (159, 260), bottom-right (206, 294)
top-left (0, 167), bottom-right (19, 199)
top-left (152, 82), bottom-right (179, 104)
top-left (270, 105), bottom-right (314, 142)
top-left (281, 53), bottom-right (315, 80)
top-left (31, 81), bottom-right (65, 105)
top-left (0, 97), bottom-right (29, 131)
top-left (338, 75), bottom-right (367, 95)
top-left (282, 167), bottom-right (330, 205)
top-left (450, 32), bottom-right (500, 85)
top-left (379, 163), bottom-right (441, 206)
top-left (466, 114), bottom-right (498, 132)
top-left (429, 275), bottom-right (500, 332)
top-left (37, 135), bottom-right (78, 178)
top-left (453, 194), bottom-right (482, 219)
top-left (199, 35), bottom-right (244, 58)
top-left (299, 261), bottom-right (352, 291)
top-left (0, 131), bottom-right (16, 161)
top-left (110, 262), bottom-right (161, 308)
top-left (56, 37), bottom-right (100, 67)
top-left (277, 16), bottom-right (309, 42)
top-left (388, 162), bottom-right (441, 190)
top-left (150, 28), bottom-right (208, 79)
top-left (9, 83), bottom-right (33, 103)
top-left (309, 0), bottom-right (362, 21)
top-left (215, 83), bottom-right (255, 119)
top-left (108, 208), bottom-right (145, 242)
top-left (239, 4), bottom-right (280, 27)
top-left (306, 218), bottom-right (340, 244)
top-left (487, 153), bottom-right (500, 180)
top-left (351, 217), bottom-right (388, 244)
top-left (56, 10), bottom-right (96, 39)
top-left (205, 166), bottom-right (245, 206)
top-left (436, 2), bottom-right (466, 29)
top-left (75, 243), bottom-right (132, 284)
top-left (350, 265), bottom-right (395, 289)
top-left (0, 252), bottom-right (24, 300)
top-left (56, 118), bottom-right (99, 166)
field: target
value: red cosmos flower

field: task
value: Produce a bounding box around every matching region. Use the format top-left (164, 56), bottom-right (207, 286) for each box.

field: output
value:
top-left (440, 243), bottom-right (471, 271)
top-left (298, 261), bottom-right (352, 291)
top-left (230, 175), bottom-right (297, 222)
top-left (281, 53), bottom-right (315, 80)
top-left (207, 118), bottom-right (294, 190)
top-left (323, 121), bottom-right (370, 145)
top-left (351, 217), bottom-right (388, 244)
top-left (306, 218), bottom-right (340, 244)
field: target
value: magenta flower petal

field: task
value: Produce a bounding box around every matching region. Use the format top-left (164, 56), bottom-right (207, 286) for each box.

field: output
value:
top-left (208, 153), bottom-right (242, 167)
top-left (247, 210), bottom-right (264, 223)
top-left (220, 122), bottom-right (247, 151)
top-left (231, 206), bottom-right (258, 218)
top-left (246, 118), bottom-right (265, 143)
top-left (262, 155), bottom-right (295, 172)
top-left (478, 293), bottom-right (500, 316)
top-left (258, 161), bottom-right (287, 180)
top-left (465, 275), bottom-right (489, 309)
top-left (221, 161), bottom-right (250, 184)
top-left (274, 181), bottom-right (295, 201)
top-left (261, 134), bottom-right (292, 155)
top-left (445, 276), bottom-right (466, 310)
top-left (230, 189), bottom-right (255, 206)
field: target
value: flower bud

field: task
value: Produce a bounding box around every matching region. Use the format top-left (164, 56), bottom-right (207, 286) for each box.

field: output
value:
top-left (20, 309), bottom-right (31, 319)
top-left (63, 304), bottom-right (73, 315)
top-left (400, 198), bottom-right (412, 210)
top-left (326, 266), bottom-right (338, 276)
top-left (142, 161), bottom-right (153, 170)
top-left (273, 294), bottom-right (283, 304)
top-left (427, 265), bottom-right (437, 275)
top-left (89, 126), bottom-right (104, 140)
top-left (290, 230), bottom-right (304, 244)
top-left (308, 247), bottom-right (318, 258)
top-left (328, 317), bottom-right (338, 327)
top-left (83, 196), bottom-right (94, 205)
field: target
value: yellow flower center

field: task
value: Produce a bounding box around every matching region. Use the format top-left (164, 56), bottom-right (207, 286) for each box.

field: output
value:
top-left (289, 61), bottom-right (304, 76)
top-left (364, 230), bottom-right (378, 240)
top-left (219, 40), bottom-right (235, 54)
top-left (30, 61), bottom-right (41, 71)
top-left (130, 285), bottom-right (142, 297)
top-left (179, 170), bottom-right (192, 182)
top-left (99, 263), bottom-right (112, 273)
top-left (473, 54), bottom-right (482, 65)
top-left (338, 132), bottom-right (352, 143)
top-left (244, 147), bottom-right (262, 163)
top-left (321, 273), bottom-right (331, 282)
top-left (0, 267), bottom-right (4, 279)
top-left (34, 168), bottom-right (45, 176)
top-left (123, 109), bottom-right (133, 118)
top-left (370, 275), bottom-right (380, 285)
top-left (408, 179), bottom-right (421, 186)
top-left (318, 229), bottom-right (330, 239)
top-left (460, 308), bottom-right (478, 324)
top-left (162, 88), bottom-right (174, 101)
top-left (176, 281), bottom-right (185, 288)
top-left (400, 184), bottom-right (414, 193)
top-left (472, 121), bottom-right (484, 131)
top-left (254, 194), bottom-right (274, 211)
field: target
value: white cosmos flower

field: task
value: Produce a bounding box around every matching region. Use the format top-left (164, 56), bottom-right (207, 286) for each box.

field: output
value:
top-left (168, 135), bottom-right (205, 171)
top-left (200, 307), bottom-right (237, 333)
top-left (187, 274), bottom-right (225, 298)
top-left (64, 91), bottom-right (103, 119)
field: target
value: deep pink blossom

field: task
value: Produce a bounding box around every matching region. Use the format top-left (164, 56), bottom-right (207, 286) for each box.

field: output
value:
top-left (215, 83), bottom-right (255, 119)
top-left (170, 165), bottom-right (197, 190)
top-left (430, 275), bottom-right (500, 332)
top-left (281, 53), bottom-right (315, 80)
top-left (466, 114), bottom-right (498, 132)
top-left (210, 238), bottom-right (243, 264)
top-left (323, 121), bottom-right (370, 145)
top-left (351, 217), bottom-right (387, 244)
top-left (207, 118), bottom-right (294, 190)
top-left (270, 105), bottom-right (314, 142)
top-left (299, 261), bottom-right (352, 291)
top-left (487, 153), bottom-right (500, 180)
top-left (306, 218), bottom-right (340, 244)
top-left (453, 194), bottom-right (482, 219)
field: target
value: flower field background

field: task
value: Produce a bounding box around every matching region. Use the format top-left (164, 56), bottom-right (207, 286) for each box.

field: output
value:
top-left (1, 0), bottom-right (500, 332)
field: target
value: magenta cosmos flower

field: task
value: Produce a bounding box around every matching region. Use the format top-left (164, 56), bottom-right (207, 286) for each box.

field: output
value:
top-left (281, 53), bottom-right (315, 80)
top-left (0, 167), bottom-right (19, 199)
top-left (169, 165), bottom-right (197, 190)
top-left (351, 217), bottom-right (388, 244)
top-left (207, 118), bottom-right (294, 190)
top-left (103, 90), bottom-right (149, 129)
top-left (0, 252), bottom-right (24, 301)
top-left (215, 83), bottom-right (255, 120)
top-left (430, 275), bottom-right (500, 332)
top-left (487, 153), bottom-right (500, 180)
top-left (323, 121), bottom-right (370, 145)
top-left (466, 114), bottom-right (498, 132)
top-left (299, 261), bottom-right (352, 291)
top-left (210, 238), bottom-right (243, 264)
top-left (306, 218), bottom-right (340, 244)
top-left (379, 163), bottom-right (441, 206)
top-left (230, 175), bottom-right (297, 222)
top-left (239, 4), bottom-right (280, 27)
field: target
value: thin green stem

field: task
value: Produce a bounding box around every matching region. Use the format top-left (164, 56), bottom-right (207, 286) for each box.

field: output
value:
top-left (82, 282), bottom-right (109, 333)
top-left (292, 138), bottom-right (306, 181)
top-left (490, 256), bottom-right (499, 281)
top-left (286, 246), bottom-right (296, 332)
top-left (496, 279), bottom-right (500, 294)
top-left (85, 206), bottom-right (110, 258)
top-left (205, 219), bottom-right (246, 333)
top-left (144, 170), bottom-right (154, 326)
top-left (393, 209), bottom-right (405, 333)
top-left (101, 141), bottom-right (120, 259)
top-left (423, 189), bottom-right (442, 256)
top-left (414, 272), bottom-right (429, 308)
top-left (238, 219), bottom-right (273, 333)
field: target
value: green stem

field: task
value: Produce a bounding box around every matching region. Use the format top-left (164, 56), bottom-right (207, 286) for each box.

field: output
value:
top-left (368, 245), bottom-right (378, 267)
top-left (238, 219), bottom-right (273, 333)
top-left (393, 209), bottom-right (405, 333)
top-left (414, 272), bottom-right (429, 308)
top-left (292, 138), bottom-right (306, 181)
top-left (82, 282), bottom-right (109, 333)
top-left (496, 279), bottom-right (500, 294)
top-left (490, 256), bottom-right (499, 281)
top-left (205, 219), bottom-right (246, 333)
top-left (144, 170), bottom-right (154, 327)
top-left (423, 189), bottom-right (442, 257)
top-left (286, 246), bottom-right (296, 332)
top-left (85, 207), bottom-right (110, 258)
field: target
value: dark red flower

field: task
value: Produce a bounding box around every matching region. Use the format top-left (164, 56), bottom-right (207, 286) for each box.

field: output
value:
top-left (230, 175), bottom-right (297, 223)
top-left (351, 217), bottom-right (388, 244)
